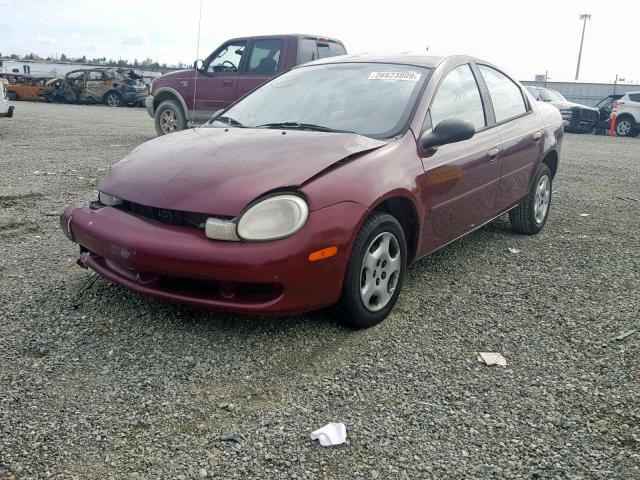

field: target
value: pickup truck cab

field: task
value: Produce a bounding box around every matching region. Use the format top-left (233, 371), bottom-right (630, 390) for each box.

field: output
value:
top-left (146, 34), bottom-right (347, 135)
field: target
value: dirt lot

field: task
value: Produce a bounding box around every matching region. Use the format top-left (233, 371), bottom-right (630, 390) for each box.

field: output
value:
top-left (1, 102), bottom-right (639, 479)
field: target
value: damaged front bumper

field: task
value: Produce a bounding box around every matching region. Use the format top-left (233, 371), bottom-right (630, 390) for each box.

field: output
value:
top-left (60, 201), bottom-right (365, 315)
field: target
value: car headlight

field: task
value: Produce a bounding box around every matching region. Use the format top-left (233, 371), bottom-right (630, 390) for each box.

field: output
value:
top-left (98, 191), bottom-right (122, 207)
top-left (237, 194), bottom-right (308, 241)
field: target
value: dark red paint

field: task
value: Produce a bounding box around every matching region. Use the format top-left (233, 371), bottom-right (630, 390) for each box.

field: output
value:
top-left (61, 54), bottom-right (563, 314)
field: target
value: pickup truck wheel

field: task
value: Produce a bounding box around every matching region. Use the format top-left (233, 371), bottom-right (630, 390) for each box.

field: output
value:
top-left (105, 92), bottom-right (122, 107)
top-left (155, 100), bottom-right (187, 136)
top-left (338, 212), bottom-right (407, 329)
top-left (509, 163), bottom-right (552, 235)
top-left (615, 116), bottom-right (635, 137)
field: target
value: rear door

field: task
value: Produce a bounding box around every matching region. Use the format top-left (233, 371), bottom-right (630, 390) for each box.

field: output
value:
top-left (477, 65), bottom-right (543, 212)
top-left (236, 38), bottom-right (286, 99)
top-left (420, 63), bottom-right (502, 253)
top-left (194, 41), bottom-right (246, 121)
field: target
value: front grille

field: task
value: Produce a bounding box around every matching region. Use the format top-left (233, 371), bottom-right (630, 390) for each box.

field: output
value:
top-left (118, 201), bottom-right (209, 228)
top-left (577, 109), bottom-right (598, 123)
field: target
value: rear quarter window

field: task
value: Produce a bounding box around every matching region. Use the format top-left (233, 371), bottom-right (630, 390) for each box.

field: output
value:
top-left (628, 93), bottom-right (640, 102)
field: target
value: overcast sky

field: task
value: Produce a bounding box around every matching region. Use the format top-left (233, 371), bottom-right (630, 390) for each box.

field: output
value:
top-left (1, 0), bottom-right (639, 83)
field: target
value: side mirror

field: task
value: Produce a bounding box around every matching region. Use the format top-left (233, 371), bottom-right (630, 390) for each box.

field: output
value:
top-left (421, 118), bottom-right (475, 150)
top-left (194, 59), bottom-right (204, 71)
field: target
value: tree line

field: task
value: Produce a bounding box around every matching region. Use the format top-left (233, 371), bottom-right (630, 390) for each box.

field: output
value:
top-left (0, 52), bottom-right (186, 71)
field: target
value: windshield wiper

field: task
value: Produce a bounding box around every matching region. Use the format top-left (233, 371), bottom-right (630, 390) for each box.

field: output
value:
top-left (255, 122), bottom-right (354, 133)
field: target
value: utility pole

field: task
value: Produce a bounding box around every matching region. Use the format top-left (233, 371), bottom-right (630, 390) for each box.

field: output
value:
top-left (575, 13), bottom-right (591, 80)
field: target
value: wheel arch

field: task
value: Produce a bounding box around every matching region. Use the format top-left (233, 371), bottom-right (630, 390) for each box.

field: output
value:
top-left (541, 149), bottom-right (559, 178)
top-left (369, 194), bottom-right (420, 264)
top-left (152, 88), bottom-right (190, 120)
top-left (616, 112), bottom-right (636, 123)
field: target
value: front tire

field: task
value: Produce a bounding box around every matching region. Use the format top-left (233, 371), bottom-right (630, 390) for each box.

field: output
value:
top-left (338, 212), bottom-right (407, 328)
top-left (105, 92), bottom-right (122, 107)
top-left (509, 163), bottom-right (552, 235)
top-left (155, 100), bottom-right (187, 136)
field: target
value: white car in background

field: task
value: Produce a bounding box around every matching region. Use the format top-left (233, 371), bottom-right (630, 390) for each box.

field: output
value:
top-left (613, 91), bottom-right (640, 137)
top-left (0, 78), bottom-right (15, 118)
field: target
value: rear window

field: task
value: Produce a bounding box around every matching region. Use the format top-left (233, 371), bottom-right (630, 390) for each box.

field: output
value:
top-left (317, 41), bottom-right (346, 59)
top-left (298, 38), bottom-right (346, 63)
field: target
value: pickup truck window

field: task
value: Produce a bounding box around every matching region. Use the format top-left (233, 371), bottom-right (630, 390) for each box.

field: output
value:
top-left (247, 39), bottom-right (283, 75)
top-left (318, 41), bottom-right (346, 59)
top-left (206, 42), bottom-right (246, 73)
top-left (298, 38), bottom-right (319, 63)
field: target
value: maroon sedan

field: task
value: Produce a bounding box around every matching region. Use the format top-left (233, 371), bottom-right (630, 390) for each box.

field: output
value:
top-left (61, 54), bottom-right (562, 328)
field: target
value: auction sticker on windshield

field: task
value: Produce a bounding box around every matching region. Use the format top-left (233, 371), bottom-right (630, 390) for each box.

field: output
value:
top-left (368, 72), bottom-right (422, 81)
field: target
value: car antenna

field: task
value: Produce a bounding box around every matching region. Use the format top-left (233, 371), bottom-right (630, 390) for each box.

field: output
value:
top-left (192, 0), bottom-right (204, 126)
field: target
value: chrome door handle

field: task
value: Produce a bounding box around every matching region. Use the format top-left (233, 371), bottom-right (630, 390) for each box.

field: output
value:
top-left (487, 148), bottom-right (500, 162)
top-left (533, 131), bottom-right (543, 141)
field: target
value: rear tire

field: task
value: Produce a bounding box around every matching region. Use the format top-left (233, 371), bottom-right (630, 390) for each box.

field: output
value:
top-left (615, 116), bottom-right (636, 137)
top-left (155, 100), bottom-right (187, 136)
top-left (338, 212), bottom-right (407, 329)
top-left (105, 92), bottom-right (122, 107)
top-left (509, 163), bottom-right (552, 235)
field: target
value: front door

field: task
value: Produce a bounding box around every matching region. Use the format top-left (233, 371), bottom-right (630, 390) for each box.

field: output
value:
top-left (194, 41), bottom-right (246, 121)
top-left (85, 70), bottom-right (110, 100)
top-left (236, 38), bottom-right (285, 99)
top-left (419, 64), bottom-right (502, 253)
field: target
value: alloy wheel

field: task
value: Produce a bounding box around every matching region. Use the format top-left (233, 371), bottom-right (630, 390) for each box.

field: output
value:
top-left (359, 231), bottom-right (401, 312)
top-left (160, 110), bottom-right (178, 133)
top-left (106, 94), bottom-right (120, 107)
top-left (616, 119), bottom-right (631, 136)
top-left (534, 175), bottom-right (551, 224)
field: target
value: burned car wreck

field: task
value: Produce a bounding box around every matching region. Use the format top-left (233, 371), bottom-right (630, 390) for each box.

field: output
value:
top-left (45, 68), bottom-right (148, 107)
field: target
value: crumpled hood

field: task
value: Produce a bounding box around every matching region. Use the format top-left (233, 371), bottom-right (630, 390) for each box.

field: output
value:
top-left (100, 127), bottom-right (386, 216)
top-left (549, 100), bottom-right (598, 112)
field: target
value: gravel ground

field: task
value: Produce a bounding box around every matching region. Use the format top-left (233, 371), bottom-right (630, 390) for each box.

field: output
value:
top-left (1, 102), bottom-right (639, 480)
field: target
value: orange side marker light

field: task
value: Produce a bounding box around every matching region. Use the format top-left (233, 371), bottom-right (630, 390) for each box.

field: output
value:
top-left (308, 245), bottom-right (338, 262)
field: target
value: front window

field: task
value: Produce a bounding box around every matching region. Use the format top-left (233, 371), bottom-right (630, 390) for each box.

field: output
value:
top-left (205, 42), bottom-right (246, 73)
top-left (211, 63), bottom-right (430, 139)
top-left (430, 64), bottom-right (486, 131)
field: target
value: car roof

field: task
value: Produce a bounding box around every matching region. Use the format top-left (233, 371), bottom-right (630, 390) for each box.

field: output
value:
top-left (225, 33), bottom-right (345, 44)
top-left (300, 53), bottom-right (451, 69)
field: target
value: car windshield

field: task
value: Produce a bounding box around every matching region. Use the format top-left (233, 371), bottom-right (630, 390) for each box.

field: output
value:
top-left (539, 88), bottom-right (566, 102)
top-left (210, 63), bottom-right (431, 139)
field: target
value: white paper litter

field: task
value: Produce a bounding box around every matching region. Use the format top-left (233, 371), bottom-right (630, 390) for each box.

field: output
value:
top-left (508, 248), bottom-right (520, 254)
top-left (477, 352), bottom-right (507, 366)
top-left (310, 422), bottom-right (347, 446)
top-left (580, 213), bottom-right (590, 217)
